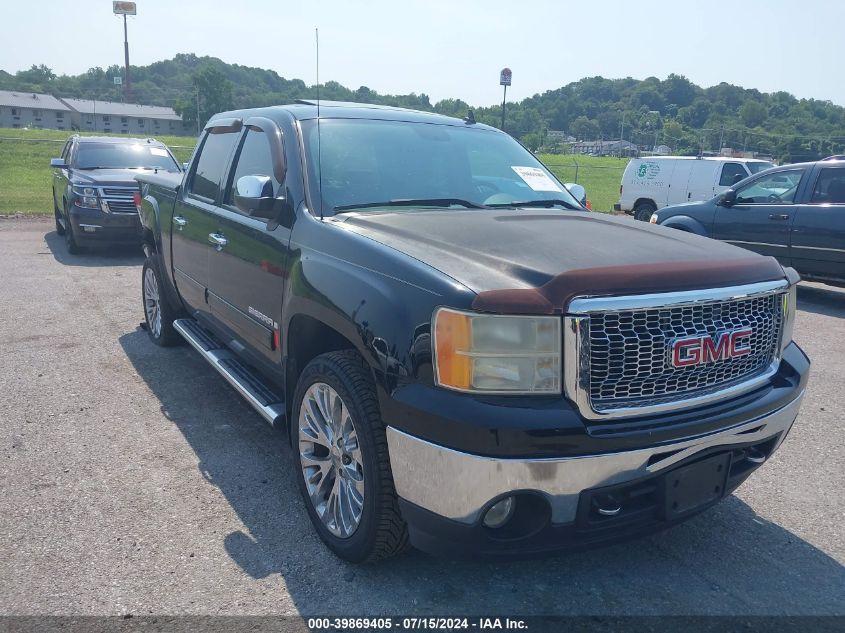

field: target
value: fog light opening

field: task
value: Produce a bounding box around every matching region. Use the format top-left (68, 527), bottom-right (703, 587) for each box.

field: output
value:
top-left (482, 496), bottom-right (515, 529)
top-left (593, 493), bottom-right (622, 517)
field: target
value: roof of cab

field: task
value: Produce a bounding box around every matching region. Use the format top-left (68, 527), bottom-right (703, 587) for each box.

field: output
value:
top-left (636, 156), bottom-right (772, 163)
top-left (74, 135), bottom-right (168, 146)
top-left (207, 100), bottom-right (498, 130)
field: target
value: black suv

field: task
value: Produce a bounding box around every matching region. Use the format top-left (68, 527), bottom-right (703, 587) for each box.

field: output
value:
top-left (50, 135), bottom-right (181, 253)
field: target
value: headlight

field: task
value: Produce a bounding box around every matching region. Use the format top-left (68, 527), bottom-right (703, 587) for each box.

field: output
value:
top-left (433, 308), bottom-right (561, 394)
top-left (72, 185), bottom-right (100, 209)
top-left (780, 283), bottom-right (796, 354)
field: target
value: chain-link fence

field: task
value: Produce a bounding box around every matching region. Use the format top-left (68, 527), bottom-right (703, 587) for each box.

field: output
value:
top-left (540, 156), bottom-right (627, 213)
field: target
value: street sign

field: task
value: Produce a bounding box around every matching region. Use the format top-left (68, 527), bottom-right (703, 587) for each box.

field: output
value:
top-left (113, 76), bottom-right (123, 85)
top-left (113, 1), bottom-right (136, 15)
top-left (500, 68), bottom-right (512, 86)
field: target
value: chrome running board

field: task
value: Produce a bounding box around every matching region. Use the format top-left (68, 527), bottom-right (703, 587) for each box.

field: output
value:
top-left (173, 318), bottom-right (285, 427)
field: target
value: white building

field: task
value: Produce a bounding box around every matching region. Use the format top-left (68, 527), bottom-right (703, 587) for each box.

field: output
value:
top-left (59, 98), bottom-right (188, 136)
top-left (0, 90), bottom-right (72, 130)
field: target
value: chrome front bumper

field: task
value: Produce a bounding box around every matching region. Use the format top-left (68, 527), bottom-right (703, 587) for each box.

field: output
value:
top-left (386, 391), bottom-right (804, 525)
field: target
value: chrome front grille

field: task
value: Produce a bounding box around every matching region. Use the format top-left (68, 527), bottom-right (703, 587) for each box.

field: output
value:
top-left (564, 281), bottom-right (788, 420)
top-left (99, 186), bottom-right (138, 214)
top-left (105, 200), bottom-right (137, 213)
top-left (102, 187), bottom-right (133, 197)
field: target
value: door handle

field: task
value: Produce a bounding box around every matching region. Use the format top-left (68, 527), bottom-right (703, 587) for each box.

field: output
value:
top-left (208, 232), bottom-right (228, 250)
top-left (173, 216), bottom-right (187, 230)
top-left (768, 213), bottom-right (790, 221)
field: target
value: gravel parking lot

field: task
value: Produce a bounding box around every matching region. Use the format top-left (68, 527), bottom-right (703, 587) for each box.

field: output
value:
top-left (0, 218), bottom-right (843, 617)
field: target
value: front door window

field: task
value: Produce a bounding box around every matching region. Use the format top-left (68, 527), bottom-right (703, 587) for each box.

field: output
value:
top-left (735, 170), bottom-right (804, 205)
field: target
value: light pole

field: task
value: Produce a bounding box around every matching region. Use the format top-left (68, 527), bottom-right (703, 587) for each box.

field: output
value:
top-left (113, 2), bottom-right (137, 102)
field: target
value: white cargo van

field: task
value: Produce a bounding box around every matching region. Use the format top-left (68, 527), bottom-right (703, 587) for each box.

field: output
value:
top-left (616, 156), bottom-right (774, 221)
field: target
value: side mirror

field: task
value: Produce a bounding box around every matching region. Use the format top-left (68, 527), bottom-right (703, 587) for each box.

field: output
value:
top-left (234, 175), bottom-right (278, 219)
top-left (565, 183), bottom-right (587, 206)
top-left (50, 158), bottom-right (68, 168)
top-left (182, 162), bottom-right (189, 171)
top-left (718, 189), bottom-right (737, 207)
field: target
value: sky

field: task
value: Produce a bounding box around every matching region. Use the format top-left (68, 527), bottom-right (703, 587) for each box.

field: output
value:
top-left (2, 0), bottom-right (844, 107)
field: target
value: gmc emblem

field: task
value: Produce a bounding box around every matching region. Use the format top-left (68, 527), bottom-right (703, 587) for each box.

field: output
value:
top-left (671, 328), bottom-right (753, 368)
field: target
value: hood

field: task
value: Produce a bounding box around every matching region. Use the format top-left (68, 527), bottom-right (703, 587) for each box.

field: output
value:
top-left (333, 209), bottom-right (786, 311)
top-left (71, 168), bottom-right (173, 188)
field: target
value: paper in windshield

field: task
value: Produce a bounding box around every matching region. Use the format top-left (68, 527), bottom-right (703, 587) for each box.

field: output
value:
top-left (511, 166), bottom-right (563, 192)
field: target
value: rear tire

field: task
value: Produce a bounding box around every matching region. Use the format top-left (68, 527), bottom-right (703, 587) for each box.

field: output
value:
top-left (292, 350), bottom-right (409, 563)
top-left (141, 254), bottom-right (181, 347)
top-left (633, 201), bottom-right (656, 222)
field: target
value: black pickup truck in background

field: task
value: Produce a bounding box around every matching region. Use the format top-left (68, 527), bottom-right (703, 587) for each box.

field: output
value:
top-left (136, 101), bottom-right (809, 562)
top-left (653, 157), bottom-right (845, 286)
top-left (50, 135), bottom-right (181, 253)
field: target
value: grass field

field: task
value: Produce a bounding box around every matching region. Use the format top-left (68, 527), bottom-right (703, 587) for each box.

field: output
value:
top-left (0, 127), bottom-right (627, 215)
top-left (0, 128), bottom-right (196, 215)
top-left (538, 154), bottom-right (627, 213)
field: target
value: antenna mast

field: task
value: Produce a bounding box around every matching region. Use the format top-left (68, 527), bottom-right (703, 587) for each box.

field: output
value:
top-left (316, 27), bottom-right (323, 220)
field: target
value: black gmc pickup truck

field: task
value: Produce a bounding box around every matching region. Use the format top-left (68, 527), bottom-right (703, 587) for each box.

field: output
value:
top-left (136, 101), bottom-right (809, 562)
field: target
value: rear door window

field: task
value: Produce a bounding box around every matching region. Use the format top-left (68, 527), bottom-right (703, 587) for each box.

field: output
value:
top-left (188, 131), bottom-right (239, 202)
top-left (809, 167), bottom-right (845, 204)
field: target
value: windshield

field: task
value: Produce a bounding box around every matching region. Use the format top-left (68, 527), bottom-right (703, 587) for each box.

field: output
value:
top-left (75, 142), bottom-right (179, 171)
top-left (301, 119), bottom-right (579, 213)
top-left (746, 161), bottom-right (774, 175)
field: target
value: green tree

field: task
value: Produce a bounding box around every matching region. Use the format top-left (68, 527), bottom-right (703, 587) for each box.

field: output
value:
top-left (740, 100), bottom-right (767, 127)
top-left (16, 64), bottom-right (55, 84)
top-left (678, 99), bottom-right (712, 127)
top-left (193, 65), bottom-right (234, 127)
top-left (570, 116), bottom-right (600, 140)
top-left (521, 132), bottom-right (544, 152)
top-left (661, 74), bottom-right (697, 107)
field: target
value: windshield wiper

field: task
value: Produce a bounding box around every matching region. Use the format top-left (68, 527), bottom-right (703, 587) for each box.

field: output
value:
top-left (334, 198), bottom-right (486, 213)
top-left (77, 166), bottom-right (160, 171)
top-left (486, 198), bottom-right (580, 210)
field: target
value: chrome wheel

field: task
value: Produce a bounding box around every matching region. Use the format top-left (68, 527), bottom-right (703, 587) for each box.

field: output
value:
top-left (298, 382), bottom-right (365, 538)
top-left (143, 267), bottom-right (162, 338)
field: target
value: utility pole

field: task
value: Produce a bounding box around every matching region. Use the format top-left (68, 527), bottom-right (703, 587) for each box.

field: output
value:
top-left (700, 129), bottom-right (714, 156)
top-left (619, 112), bottom-right (625, 158)
top-left (719, 124), bottom-right (725, 153)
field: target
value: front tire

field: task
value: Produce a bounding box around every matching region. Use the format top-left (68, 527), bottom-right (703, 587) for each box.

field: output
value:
top-left (141, 255), bottom-right (181, 346)
top-left (53, 194), bottom-right (65, 236)
top-left (63, 203), bottom-right (81, 254)
top-left (292, 350), bottom-right (408, 562)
